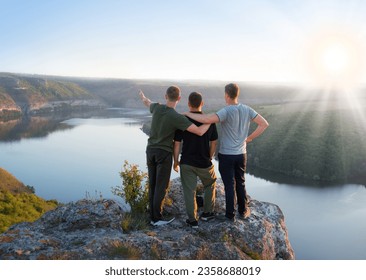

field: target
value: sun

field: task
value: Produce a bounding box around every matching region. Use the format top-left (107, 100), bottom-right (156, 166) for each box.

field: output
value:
top-left (305, 29), bottom-right (365, 89)
top-left (321, 43), bottom-right (351, 76)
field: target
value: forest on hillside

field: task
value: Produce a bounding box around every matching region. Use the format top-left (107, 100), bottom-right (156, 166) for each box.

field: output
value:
top-left (246, 100), bottom-right (366, 184)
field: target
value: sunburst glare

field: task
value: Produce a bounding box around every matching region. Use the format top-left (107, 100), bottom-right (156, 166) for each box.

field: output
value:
top-left (305, 28), bottom-right (365, 90)
top-left (321, 43), bottom-right (351, 76)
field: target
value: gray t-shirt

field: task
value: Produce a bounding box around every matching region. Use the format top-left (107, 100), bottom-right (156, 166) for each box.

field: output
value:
top-left (216, 104), bottom-right (258, 155)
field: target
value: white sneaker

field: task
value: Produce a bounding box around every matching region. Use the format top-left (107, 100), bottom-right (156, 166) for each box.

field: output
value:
top-left (151, 217), bottom-right (175, 226)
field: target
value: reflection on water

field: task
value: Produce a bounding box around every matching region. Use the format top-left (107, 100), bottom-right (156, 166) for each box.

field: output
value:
top-left (0, 108), bottom-right (365, 260)
top-left (0, 116), bottom-right (72, 142)
top-left (0, 108), bottom-right (150, 142)
top-left (248, 166), bottom-right (363, 187)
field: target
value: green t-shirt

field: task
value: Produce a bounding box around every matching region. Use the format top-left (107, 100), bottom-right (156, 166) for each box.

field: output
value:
top-left (147, 103), bottom-right (192, 152)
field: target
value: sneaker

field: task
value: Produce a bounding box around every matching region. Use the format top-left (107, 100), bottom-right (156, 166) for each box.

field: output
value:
top-left (200, 212), bottom-right (216, 221)
top-left (151, 217), bottom-right (175, 226)
top-left (216, 213), bottom-right (235, 222)
top-left (238, 207), bottom-right (251, 220)
top-left (186, 219), bottom-right (198, 229)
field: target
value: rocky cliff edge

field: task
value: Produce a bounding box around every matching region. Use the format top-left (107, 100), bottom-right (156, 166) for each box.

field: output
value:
top-left (0, 178), bottom-right (295, 260)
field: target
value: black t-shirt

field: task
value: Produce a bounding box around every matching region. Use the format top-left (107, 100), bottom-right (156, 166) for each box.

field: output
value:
top-left (174, 112), bottom-right (218, 168)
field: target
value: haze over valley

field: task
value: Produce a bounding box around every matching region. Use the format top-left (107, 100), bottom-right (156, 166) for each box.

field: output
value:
top-left (1, 72), bottom-right (365, 184)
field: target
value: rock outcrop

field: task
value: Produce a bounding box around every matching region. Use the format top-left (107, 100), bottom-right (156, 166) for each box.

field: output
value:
top-left (0, 178), bottom-right (295, 260)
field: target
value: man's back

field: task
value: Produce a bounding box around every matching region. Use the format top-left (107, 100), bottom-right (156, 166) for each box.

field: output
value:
top-left (174, 113), bottom-right (218, 168)
top-left (216, 103), bottom-right (257, 155)
top-left (148, 103), bottom-right (191, 152)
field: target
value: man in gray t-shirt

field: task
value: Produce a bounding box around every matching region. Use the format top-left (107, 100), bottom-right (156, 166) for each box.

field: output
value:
top-left (216, 103), bottom-right (258, 155)
top-left (184, 83), bottom-right (269, 221)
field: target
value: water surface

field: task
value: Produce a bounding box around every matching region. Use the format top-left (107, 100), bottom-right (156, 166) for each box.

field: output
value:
top-left (1, 111), bottom-right (365, 260)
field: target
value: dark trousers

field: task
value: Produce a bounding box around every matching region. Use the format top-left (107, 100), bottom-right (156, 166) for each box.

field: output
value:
top-left (218, 153), bottom-right (248, 219)
top-left (146, 147), bottom-right (172, 222)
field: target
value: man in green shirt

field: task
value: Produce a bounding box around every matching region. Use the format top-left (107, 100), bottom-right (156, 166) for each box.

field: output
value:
top-left (139, 86), bottom-right (210, 226)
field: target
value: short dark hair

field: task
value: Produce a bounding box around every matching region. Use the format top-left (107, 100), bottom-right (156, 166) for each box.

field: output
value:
top-left (225, 83), bottom-right (240, 99)
top-left (166, 86), bottom-right (180, 101)
top-left (188, 92), bottom-right (202, 108)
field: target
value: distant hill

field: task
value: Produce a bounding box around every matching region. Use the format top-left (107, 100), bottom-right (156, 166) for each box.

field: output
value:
top-left (74, 78), bottom-right (302, 111)
top-left (3, 72), bottom-right (365, 117)
top-left (1, 72), bottom-right (312, 118)
top-left (0, 73), bottom-right (105, 118)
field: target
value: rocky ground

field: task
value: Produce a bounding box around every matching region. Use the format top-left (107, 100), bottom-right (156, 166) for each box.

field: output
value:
top-left (0, 178), bottom-right (295, 260)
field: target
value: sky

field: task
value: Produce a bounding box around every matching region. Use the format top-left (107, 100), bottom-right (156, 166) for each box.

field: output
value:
top-left (1, 0), bottom-right (366, 87)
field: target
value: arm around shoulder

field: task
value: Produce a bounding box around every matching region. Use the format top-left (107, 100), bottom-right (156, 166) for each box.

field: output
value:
top-left (184, 112), bottom-right (219, 124)
top-left (186, 123), bottom-right (211, 136)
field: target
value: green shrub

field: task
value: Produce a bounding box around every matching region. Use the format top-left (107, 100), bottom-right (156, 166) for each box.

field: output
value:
top-left (112, 160), bottom-right (149, 214)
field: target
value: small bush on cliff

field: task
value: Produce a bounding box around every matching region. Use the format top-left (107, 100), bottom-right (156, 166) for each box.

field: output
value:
top-left (112, 160), bottom-right (149, 214)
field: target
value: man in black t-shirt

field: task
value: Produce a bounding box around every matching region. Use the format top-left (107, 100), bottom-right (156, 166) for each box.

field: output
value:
top-left (173, 92), bottom-right (218, 228)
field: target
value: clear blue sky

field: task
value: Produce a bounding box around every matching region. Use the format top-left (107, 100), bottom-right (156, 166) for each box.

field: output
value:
top-left (1, 0), bottom-right (366, 86)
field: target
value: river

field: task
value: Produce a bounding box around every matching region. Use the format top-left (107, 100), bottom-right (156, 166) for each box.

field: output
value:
top-left (0, 109), bottom-right (365, 260)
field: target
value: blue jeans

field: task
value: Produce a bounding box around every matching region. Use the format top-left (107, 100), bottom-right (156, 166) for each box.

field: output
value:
top-left (218, 153), bottom-right (248, 219)
top-left (146, 147), bottom-right (172, 222)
